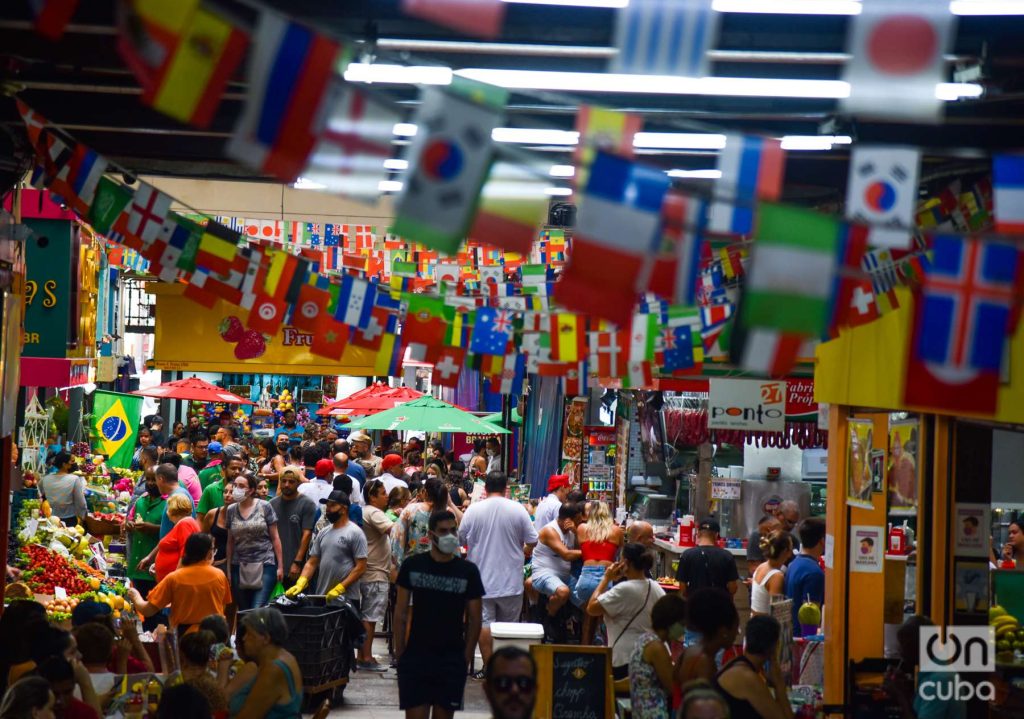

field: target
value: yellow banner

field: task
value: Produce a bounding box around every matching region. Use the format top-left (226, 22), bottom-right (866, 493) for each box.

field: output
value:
top-left (151, 284), bottom-right (378, 376)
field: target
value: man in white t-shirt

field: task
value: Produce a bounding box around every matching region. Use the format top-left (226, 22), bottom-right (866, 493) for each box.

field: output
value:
top-left (379, 453), bottom-right (409, 494)
top-left (298, 459), bottom-right (335, 506)
top-left (460, 471), bottom-right (538, 665)
top-left (533, 474), bottom-right (571, 531)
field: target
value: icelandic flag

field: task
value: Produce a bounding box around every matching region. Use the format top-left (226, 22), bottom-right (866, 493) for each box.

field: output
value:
top-left (708, 134), bottom-right (785, 236)
top-left (470, 307), bottom-right (514, 356)
top-left (226, 11), bottom-right (341, 183)
top-left (993, 153), bottom-right (1024, 234)
top-left (334, 274), bottom-right (378, 329)
top-left (612, 0), bottom-right (719, 78)
top-left (917, 235), bottom-right (1021, 372)
top-left (67, 145), bottom-right (107, 214)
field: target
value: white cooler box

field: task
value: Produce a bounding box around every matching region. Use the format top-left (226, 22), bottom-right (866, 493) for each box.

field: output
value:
top-left (491, 622), bottom-right (544, 653)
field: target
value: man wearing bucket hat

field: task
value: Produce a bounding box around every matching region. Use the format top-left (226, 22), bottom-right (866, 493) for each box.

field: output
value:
top-left (534, 474), bottom-right (572, 532)
top-left (348, 431), bottom-right (382, 479)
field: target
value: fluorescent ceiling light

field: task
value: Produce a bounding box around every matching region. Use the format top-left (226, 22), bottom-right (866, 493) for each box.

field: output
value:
top-left (293, 177), bottom-right (327, 190)
top-left (780, 134), bottom-right (852, 150)
top-left (936, 82), bottom-right (984, 100)
top-left (384, 158), bottom-right (409, 170)
top-left (344, 63), bottom-right (452, 85)
top-left (635, 132), bottom-right (726, 150)
top-left (379, 180), bottom-right (404, 192)
top-left (951, 0), bottom-right (1024, 14)
top-left (667, 169), bottom-right (723, 179)
top-left (545, 187), bottom-right (573, 196)
top-left (549, 164), bottom-right (576, 177)
top-left (393, 123), bottom-right (418, 137)
top-left (492, 127), bottom-right (579, 145)
top-left (712, 0), bottom-right (861, 14)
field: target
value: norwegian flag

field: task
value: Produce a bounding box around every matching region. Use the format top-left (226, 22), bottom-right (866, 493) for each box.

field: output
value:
top-left (917, 235), bottom-right (1021, 372)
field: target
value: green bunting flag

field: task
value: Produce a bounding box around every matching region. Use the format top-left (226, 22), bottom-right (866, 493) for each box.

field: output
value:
top-left (88, 177), bottom-right (132, 235)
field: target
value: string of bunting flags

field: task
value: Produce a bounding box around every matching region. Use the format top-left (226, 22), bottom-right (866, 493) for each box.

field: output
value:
top-left (16, 0), bottom-right (1024, 415)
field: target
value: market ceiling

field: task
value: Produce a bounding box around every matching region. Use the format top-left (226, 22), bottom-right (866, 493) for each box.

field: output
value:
top-left (1, 0), bottom-right (1022, 202)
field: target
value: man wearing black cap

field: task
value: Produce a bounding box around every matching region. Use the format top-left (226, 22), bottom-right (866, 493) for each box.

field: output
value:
top-left (285, 490), bottom-right (367, 604)
top-left (674, 518), bottom-right (739, 598)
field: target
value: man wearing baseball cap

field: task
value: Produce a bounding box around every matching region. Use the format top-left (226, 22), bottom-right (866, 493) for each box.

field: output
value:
top-left (196, 441), bottom-right (225, 490)
top-left (298, 458), bottom-right (335, 507)
top-left (379, 453), bottom-right (409, 494)
top-left (348, 431), bottom-right (383, 478)
top-left (534, 474), bottom-right (572, 532)
top-left (675, 518), bottom-right (739, 598)
top-left (286, 490), bottom-right (367, 604)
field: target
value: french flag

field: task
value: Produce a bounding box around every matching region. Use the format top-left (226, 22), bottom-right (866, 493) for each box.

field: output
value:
top-left (708, 134), bottom-right (785, 236)
top-left (993, 154), bottom-right (1024, 234)
top-left (227, 12), bottom-right (340, 183)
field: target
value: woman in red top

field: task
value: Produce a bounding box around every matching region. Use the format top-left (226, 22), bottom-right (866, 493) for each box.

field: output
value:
top-left (154, 494), bottom-right (200, 582)
top-left (573, 500), bottom-right (624, 643)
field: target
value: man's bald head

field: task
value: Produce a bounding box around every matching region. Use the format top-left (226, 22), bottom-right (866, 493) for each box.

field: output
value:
top-left (627, 521), bottom-right (655, 548)
top-left (776, 500), bottom-right (800, 531)
top-left (333, 452), bottom-right (349, 473)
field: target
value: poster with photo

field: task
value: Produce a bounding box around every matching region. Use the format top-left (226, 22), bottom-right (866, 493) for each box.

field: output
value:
top-left (888, 420), bottom-right (920, 515)
top-left (870, 449), bottom-right (885, 494)
top-left (954, 560), bottom-right (990, 614)
top-left (850, 525), bottom-right (884, 573)
top-left (954, 503), bottom-right (992, 558)
top-left (847, 419), bottom-right (875, 509)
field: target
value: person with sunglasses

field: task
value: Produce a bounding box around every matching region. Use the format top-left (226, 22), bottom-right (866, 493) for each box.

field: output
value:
top-left (482, 647), bottom-right (537, 719)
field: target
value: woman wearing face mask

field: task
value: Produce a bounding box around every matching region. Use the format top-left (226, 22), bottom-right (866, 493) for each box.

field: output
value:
top-left (484, 438), bottom-right (502, 475)
top-left (629, 594), bottom-right (688, 719)
top-left (226, 474), bottom-right (284, 610)
top-left (394, 477), bottom-right (463, 566)
top-left (259, 434), bottom-right (291, 488)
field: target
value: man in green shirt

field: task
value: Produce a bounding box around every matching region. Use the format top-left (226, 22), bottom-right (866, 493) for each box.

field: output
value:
top-left (197, 441), bottom-right (225, 489)
top-left (126, 472), bottom-right (166, 628)
top-left (184, 436), bottom-right (211, 472)
top-left (197, 453), bottom-right (245, 522)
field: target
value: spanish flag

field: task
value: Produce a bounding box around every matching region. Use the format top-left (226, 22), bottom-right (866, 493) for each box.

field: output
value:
top-left (548, 312), bottom-right (584, 363)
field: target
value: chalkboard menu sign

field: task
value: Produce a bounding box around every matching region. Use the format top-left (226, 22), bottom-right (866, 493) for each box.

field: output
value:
top-left (531, 645), bottom-right (612, 719)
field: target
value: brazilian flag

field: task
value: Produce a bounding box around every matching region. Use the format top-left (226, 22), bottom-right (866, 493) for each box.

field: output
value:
top-left (92, 390), bottom-right (143, 468)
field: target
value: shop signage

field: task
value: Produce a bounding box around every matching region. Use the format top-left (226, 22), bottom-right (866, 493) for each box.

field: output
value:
top-left (23, 219), bottom-right (73, 358)
top-left (784, 378), bottom-right (817, 421)
top-left (708, 378), bottom-right (787, 432)
top-left (711, 478), bottom-right (742, 500)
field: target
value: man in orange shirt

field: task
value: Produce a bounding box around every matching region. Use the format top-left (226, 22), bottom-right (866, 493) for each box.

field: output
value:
top-left (127, 533), bottom-right (231, 634)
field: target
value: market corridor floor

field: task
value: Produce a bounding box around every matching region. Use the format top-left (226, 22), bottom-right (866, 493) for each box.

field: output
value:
top-left (328, 638), bottom-right (489, 718)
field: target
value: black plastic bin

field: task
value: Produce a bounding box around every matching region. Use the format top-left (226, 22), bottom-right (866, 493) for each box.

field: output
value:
top-left (238, 597), bottom-right (353, 706)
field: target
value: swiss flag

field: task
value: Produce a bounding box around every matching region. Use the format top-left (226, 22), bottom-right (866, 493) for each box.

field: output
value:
top-left (432, 346), bottom-right (466, 388)
top-left (903, 294), bottom-right (1000, 414)
top-left (841, 0), bottom-right (956, 121)
top-left (247, 294), bottom-right (288, 336)
top-left (846, 280), bottom-right (880, 328)
top-left (290, 284), bottom-right (331, 333)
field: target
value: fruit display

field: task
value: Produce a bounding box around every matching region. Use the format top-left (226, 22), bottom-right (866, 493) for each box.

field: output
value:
top-left (657, 576), bottom-right (680, 587)
top-left (798, 599), bottom-right (823, 627)
top-left (991, 605), bottom-right (1022, 659)
top-left (89, 511), bottom-right (124, 525)
top-left (18, 544), bottom-right (95, 595)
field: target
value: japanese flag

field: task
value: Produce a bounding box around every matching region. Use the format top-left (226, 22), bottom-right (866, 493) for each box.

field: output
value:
top-left (845, 145), bottom-right (920, 249)
top-left (841, 0), bottom-right (956, 122)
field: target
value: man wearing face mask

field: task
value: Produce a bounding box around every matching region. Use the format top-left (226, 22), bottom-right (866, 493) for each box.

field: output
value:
top-left (125, 470), bottom-right (166, 619)
top-left (196, 450), bottom-right (245, 524)
top-left (286, 490), bottom-right (367, 603)
top-left (485, 437), bottom-right (502, 475)
top-left (395, 511), bottom-right (484, 719)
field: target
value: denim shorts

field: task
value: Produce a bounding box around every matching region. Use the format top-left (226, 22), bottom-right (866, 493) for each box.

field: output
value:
top-left (532, 572), bottom-right (574, 597)
top-left (571, 566), bottom-right (605, 608)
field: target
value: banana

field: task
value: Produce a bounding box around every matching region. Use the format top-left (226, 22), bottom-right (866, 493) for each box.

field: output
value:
top-left (992, 616), bottom-right (1019, 628)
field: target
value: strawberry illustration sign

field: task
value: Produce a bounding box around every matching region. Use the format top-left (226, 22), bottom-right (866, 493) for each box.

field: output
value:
top-left (708, 378), bottom-right (788, 432)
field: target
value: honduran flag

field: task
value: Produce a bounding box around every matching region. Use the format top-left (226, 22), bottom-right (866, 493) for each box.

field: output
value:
top-left (993, 153), bottom-right (1024, 234)
top-left (227, 11), bottom-right (341, 183)
top-left (708, 134), bottom-right (785, 236)
top-left (335, 274), bottom-right (378, 329)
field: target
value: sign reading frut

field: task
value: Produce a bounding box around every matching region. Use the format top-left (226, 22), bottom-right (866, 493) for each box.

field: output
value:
top-left (708, 378), bottom-right (787, 432)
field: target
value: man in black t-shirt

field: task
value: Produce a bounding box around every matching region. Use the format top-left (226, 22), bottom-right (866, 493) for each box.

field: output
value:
top-left (675, 518), bottom-right (739, 598)
top-left (395, 510), bottom-right (484, 719)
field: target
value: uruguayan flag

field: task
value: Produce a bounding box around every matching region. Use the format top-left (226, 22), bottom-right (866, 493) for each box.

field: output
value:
top-left (612, 0), bottom-right (719, 78)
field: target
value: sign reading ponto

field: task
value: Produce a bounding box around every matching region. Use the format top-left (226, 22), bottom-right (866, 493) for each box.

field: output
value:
top-left (708, 379), bottom-right (788, 432)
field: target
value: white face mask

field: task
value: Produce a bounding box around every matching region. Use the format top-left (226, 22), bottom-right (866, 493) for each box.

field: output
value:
top-left (231, 487), bottom-right (248, 502)
top-left (434, 533), bottom-right (461, 555)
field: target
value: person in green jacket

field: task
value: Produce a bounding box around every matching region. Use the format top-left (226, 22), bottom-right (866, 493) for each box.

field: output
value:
top-left (197, 452), bottom-right (245, 523)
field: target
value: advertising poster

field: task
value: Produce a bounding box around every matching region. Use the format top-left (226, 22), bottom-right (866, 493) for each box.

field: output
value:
top-left (954, 503), bottom-right (992, 558)
top-left (954, 560), bottom-right (990, 614)
top-left (847, 419), bottom-right (875, 509)
top-left (850, 525), bottom-right (884, 573)
top-left (888, 420), bottom-right (920, 515)
top-left (560, 397), bottom-right (587, 486)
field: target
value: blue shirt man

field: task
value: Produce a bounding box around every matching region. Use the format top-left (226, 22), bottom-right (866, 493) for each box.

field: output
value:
top-left (784, 517), bottom-right (826, 635)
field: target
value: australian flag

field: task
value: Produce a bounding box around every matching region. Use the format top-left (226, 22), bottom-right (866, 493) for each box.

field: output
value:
top-left (470, 307), bottom-right (515, 356)
top-left (918, 235), bottom-right (1021, 372)
top-left (324, 224), bottom-right (341, 247)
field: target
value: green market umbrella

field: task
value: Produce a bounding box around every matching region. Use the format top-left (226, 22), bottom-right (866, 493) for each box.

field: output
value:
top-left (482, 408), bottom-right (522, 426)
top-left (345, 395), bottom-right (510, 434)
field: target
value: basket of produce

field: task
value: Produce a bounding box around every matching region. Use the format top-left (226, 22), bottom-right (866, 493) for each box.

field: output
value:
top-left (84, 512), bottom-right (124, 536)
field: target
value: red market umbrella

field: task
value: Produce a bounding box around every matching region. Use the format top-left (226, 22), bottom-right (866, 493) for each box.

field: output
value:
top-left (323, 386), bottom-right (424, 417)
top-left (132, 377), bottom-right (254, 405)
top-left (316, 382), bottom-right (390, 416)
